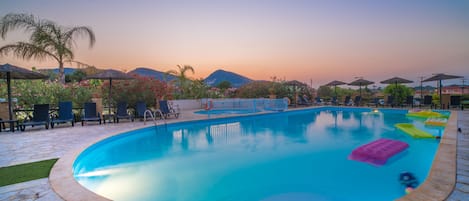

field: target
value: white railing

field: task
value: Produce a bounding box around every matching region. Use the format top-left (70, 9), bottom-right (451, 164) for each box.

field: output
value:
top-left (200, 98), bottom-right (288, 112)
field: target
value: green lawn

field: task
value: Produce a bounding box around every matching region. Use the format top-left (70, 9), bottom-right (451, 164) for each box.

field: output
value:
top-left (0, 159), bottom-right (58, 187)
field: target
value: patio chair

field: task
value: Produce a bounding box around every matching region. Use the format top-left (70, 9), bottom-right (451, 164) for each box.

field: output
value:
top-left (19, 104), bottom-right (50, 131)
top-left (115, 101), bottom-right (134, 123)
top-left (159, 100), bottom-right (180, 119)
top-left (81, 102), bottom-right (102, 126)
top-left (51, 101), bottom-right (74, 128)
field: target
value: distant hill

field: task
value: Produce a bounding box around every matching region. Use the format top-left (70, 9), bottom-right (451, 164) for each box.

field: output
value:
top-left (412, 86), bottom-right (436, 90)
top-left (39, 67), bottom-right (76, 75)
top-left (128, 67), bottom-right (176, 81)
top-left (204, 69), bottom-right (253, 88)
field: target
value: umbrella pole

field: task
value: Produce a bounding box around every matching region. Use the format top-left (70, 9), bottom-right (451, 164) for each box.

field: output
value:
top-left (334, 86), bottom-right (337, 97)
top-left (395, 82), bottom-right (398, 106)
top-left (439, 80), bottom-right (442, 109)
top-left (7, 72), bottom-right (13, 121)
top-left (7, 73), bottom-right (14, 131)
top-left (109, 78), bottom-right (112, 116)
top-left (359, 85), bottom-right (362, 96)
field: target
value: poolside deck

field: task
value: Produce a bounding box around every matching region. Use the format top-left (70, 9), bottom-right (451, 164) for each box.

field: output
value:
top-left (0, 108), bottom-right (468, 201)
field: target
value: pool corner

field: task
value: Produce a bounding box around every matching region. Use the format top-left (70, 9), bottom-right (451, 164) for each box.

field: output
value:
top-left (396, 112), bottom-right (457, 201)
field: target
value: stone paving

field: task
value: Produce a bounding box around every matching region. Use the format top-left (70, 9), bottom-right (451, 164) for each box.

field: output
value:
top-left (0, 179), bottom-right (61, 201)
top-left (446, 110), bottom-right (469, 201)
top-left (0, 108), bottom-right (467, 201)
top-left (0, 110), bottom-right (210, 201)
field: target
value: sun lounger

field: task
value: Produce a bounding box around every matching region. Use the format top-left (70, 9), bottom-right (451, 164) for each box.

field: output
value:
top-left (385, 95), bottom-right (395, 107)
top-left (135, 101), bottom-right (154, 120)
top-left (159, 100), bottom-right (180, 119)
top-left (51, 101), bottom-right (74, 128)
top-left (422, 95), bottom-right (433, 108)
top-left (353, 96), bottom-right (362, 106)
top-left (81, 102), bottom-right (102, 126)
top-left (403, 96), bottom-right (414, 108)
top-left (343, 96), bottom-right (352, 106)
top-left (19, 104), bottom-right (50, 131)
top-left (450, 96), bottom-right (461, 109)
top-left (298, 95), bottom-right (312, 106)
top-left (115, 101), bottom-right (133, 123)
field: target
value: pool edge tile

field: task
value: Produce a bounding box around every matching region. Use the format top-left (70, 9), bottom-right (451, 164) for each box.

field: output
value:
top-left (395, 111), bottom-right (458, 201)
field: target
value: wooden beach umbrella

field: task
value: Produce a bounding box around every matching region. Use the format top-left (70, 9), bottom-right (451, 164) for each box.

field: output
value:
top-left (348, 78), bottom-right (374, 96)
top-left (325, 80), bottom-right (347, 97)
top-left (86, 69), bottom-right (134, 116)
top-left (380, 77), bottom-right (413, 104)
top-left (422, 73), bottom-right (463, 108)
top-left (0, 63), bottom-right (48, 131)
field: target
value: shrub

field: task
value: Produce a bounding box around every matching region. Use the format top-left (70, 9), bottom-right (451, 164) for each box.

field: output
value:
top-left (101, 75), bottom-right (173, 108)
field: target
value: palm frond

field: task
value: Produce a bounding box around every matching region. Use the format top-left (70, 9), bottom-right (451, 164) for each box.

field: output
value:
top-left (182, 65), bottom-right (195, 74)
top-left (30, 22), bottom-right (59, 48)
top-left (165, 69), bottom-right (178, 76)
top-left (0, 13), bottom-right (38, 39)
top-left (0, 42), bottom-right (58, 62)
top-left (64, 26), bottom-right (96, 48)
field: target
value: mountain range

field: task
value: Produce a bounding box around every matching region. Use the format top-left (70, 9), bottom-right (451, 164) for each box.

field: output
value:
top-left (42, 67), bottom-right (253, 88)
top-left (128, 67), bottom-right (176, 81)
top-left (204, 69), bottom-right (252, 88)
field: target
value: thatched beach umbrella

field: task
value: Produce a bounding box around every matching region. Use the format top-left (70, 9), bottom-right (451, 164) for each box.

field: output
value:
top-left (0, 63), bottom-right (48, 131)
top-left (285, 80), bottom-right (307, 106)
top-left (325, 80), bottom-right (347, 97)
top-left (348, 78), bottom-right (374, 96)
top-left (423, 73), bottom-right (463, 108)
top-left (86, 69), bottom-right (134, 116)
top-left (380, 77), bottom-right (413, 104)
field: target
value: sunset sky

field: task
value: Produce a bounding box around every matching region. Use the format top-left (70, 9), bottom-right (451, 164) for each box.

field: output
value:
top-left (1, 0), bottom-right (468, 88)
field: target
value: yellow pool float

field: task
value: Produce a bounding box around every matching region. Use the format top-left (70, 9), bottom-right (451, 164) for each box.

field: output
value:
top-left (424, 118), bottom-right (447, 127)
top-left (406, 110), bottom-right (447, 119)
top-left (395, 123), bottom-right (435, 139)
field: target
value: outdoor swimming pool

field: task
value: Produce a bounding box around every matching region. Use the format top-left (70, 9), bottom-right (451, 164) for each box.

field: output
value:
top-left (73, 107), bottom-right (444, 201)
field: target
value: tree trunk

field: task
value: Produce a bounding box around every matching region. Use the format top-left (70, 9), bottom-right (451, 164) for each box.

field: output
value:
top-left (58, 61), bottom-right (65, 84)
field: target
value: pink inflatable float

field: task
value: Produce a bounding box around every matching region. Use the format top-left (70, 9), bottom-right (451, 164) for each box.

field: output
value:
top-left (349, 138), bottom-right (409, 166)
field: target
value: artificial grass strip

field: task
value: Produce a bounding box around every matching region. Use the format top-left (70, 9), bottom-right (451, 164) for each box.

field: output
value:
top-left (0, 158), bottom-right (58, 187)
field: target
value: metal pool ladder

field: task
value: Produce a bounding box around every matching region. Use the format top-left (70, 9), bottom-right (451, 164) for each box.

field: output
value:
top-left (143, 109), bottom-right (167, 128)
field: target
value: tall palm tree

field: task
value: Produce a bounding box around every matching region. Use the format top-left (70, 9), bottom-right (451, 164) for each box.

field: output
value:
top-left (0, 13), bottom-right (95, 84)
top-left (166, 65), bottom-right (195, 98)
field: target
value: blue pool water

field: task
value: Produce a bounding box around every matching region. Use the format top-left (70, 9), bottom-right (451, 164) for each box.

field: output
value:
top-left (194, 108), bottom-right (260, 115)
top-left (73, 107), bottom-right (444, 201)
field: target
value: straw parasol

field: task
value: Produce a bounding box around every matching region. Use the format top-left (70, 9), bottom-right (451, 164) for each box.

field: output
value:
top-left (0, 63), bottom-right (48, 131)
top-left (86, 69), bottom-right (134, 116)
top-left (380, 77), bottom-right (413, 104)
top-left (325, 80), bottom-right (347, 97)
top-left (423, 73), bottom-right (463, 108)
top-left (348, 78), bottom-right (374, 96)
top-left (285, 80), bottom-right (307, 106)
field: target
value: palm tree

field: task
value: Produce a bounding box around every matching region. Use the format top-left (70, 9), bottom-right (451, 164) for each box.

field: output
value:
top-left (0, 13), bottom-right (95, 84)
top-left (166, 65), bottom-right (195, 98)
